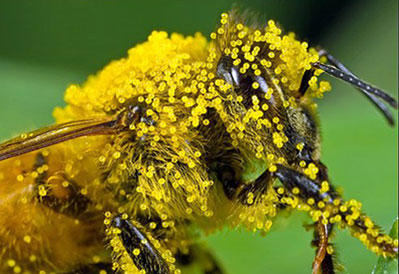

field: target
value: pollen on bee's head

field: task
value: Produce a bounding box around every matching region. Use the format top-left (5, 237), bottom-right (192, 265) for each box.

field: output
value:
top-left (210, 11), bottom-right (331, 101)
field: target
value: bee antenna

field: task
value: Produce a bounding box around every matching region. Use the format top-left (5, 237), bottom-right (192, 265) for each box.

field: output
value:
top-left (312, 61), bottom-right (398, 125)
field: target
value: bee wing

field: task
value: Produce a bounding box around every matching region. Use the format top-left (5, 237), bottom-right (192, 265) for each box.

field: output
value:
top-left (0, 117), bottom-right (119, 161)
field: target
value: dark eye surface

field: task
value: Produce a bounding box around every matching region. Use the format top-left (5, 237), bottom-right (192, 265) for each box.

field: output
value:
top-left (285, 106), bottom-right (320, 163)
top-left (216, 56), bottom-right (241, 87)
top-left (217, 56), bottom-right (278, 109)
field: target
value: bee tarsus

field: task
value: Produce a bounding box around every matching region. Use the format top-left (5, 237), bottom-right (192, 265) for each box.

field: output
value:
top-left (312, 221), bottom-right (335, 274)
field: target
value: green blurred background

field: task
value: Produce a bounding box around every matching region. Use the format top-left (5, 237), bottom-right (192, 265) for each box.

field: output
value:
top-left (0, 0), bottom-right (397, 273)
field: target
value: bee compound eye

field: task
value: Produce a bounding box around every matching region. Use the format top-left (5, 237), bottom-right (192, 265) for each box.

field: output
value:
top-left (216, 56), bottom-right (241, 87)
top-left (298, 144), bottom-right (312, 163)
top-left (111, 216), bottom-right (123, 228)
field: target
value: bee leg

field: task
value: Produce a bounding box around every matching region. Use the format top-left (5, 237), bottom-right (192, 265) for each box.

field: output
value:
top-left (216, 162), bottom-right (271, 204)
top-left (218, 164), bottom-right (336, 272)
top-left (272, 163), bottom-right (398, 268)
top-left (236, 169), bottom-right (271, 204)
top-left (176, 244), bottom-right (225, 274)
top-left (37, 182), bottom-right (93, 220)
top-left (112, 216), bottom-right (171, 274)
top-left (271, 164), bottom-right (334, 203)
top-left (219, 164), bottom-right (335, 272)
top-left (33, 153), bottom-right (94, 220)
top-left (270, 164), bottom-right (337, 274)
top-left (311, 222), bottom-right (335, 274)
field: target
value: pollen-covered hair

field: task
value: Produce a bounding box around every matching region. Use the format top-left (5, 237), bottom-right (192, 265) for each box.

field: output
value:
top-left (209, 11), bottom-right (331, 100)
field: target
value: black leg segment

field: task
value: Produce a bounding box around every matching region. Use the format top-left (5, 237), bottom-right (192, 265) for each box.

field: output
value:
top-left (112, 217), bottom-right (170, 274)
top-left (272, 164), bottom-right (334, 203)
top-left (312, 221), bottom-right (335, 274)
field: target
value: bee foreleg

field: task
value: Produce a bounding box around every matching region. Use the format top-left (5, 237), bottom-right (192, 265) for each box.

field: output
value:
top-left (112, 216), bottom-right (171, 274)
top-left (271, 164), bottom-right (335, 203)
top-left (271, 164), bottom-right (337, 274)
top-left (271, 163), bottom-right (398, 270)
top-left (235, 169), bottom-right (272, 205)
top-left (311, 222), bottom-right (335, 274)
top-left (219, 163), bottom-right (336, 273)
top-left (217, 162), bottom-right (289, 209)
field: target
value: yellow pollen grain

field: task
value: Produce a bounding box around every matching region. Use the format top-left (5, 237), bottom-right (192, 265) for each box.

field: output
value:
top-left (38, 188), bottom-right (47, 197)
top-left (80, 188), bottom-right (88, 195)
top-left (296, 143), bottom-right (304, 151)
top-left (23, 235), bottom-right (31, 243)
top-left (99, 156), bottom-right (106, 163)
top-left (29, 255), bottom-right (37, 262)
top-left (269, 165), bottom-right (277, 172)
top-left (317, 201), bottom-right (325, 208)
top-left (133, 248), bottom-right (141, 256)
top-left (292, 187), bottom-right (300, 195)
top-left (92, 256), bottom-right (101, 263)
top-left (252, 82), bottom-right (260, 89)
top-left (112, 151), bottom-right (121, 159)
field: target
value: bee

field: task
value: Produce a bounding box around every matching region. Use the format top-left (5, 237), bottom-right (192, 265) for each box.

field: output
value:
top-left (0, 11), bottom-right (397, 274)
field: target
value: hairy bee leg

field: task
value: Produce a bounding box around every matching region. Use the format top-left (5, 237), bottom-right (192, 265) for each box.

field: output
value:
top-left (270, 165), bottom-right (338, 274)
top-left (272, 164), bottom-right (398, 258)
top-left (218, 164), bottom-right (335, 273)
top-left (217, 162), bottom-right (294, 210)
top-left (32, 152), bottom-right (94, 220)
top-left (216, 161), bottom-right (274, 205)
top-left (236, 169), bottom-right (271, 204)
top-left (272, 164), bottom-right (333, 202)
top-left (112, 216), bottom-right (171, 274)
top-left (312, 222), bottom-right (335, 274)
top-left (176, 245), bottom-right (225, 274)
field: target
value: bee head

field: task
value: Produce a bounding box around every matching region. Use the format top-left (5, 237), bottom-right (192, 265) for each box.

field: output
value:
top-left (216, 53), bottom-right (322, 164)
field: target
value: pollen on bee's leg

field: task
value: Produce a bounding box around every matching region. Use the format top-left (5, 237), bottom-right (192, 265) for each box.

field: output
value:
top-left (105, 213), bottom-right (179, 274)
top-left (304, 196), bottom-right (398, 258)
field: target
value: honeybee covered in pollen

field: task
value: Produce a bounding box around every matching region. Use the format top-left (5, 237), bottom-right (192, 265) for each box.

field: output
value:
top-left (0, 10), bottom-right (397, 274)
